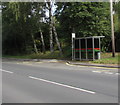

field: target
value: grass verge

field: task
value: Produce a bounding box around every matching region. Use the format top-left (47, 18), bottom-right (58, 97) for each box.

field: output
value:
top-left (3, 51), bottom-right (65, 59)
top-left (89, 52), bottom-right (119, 65)
top-left (3, 52), bottom-right (120, 65)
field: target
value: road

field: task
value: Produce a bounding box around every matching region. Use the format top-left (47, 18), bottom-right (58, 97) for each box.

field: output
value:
top-left (1, 60), bottom-right (119, 103)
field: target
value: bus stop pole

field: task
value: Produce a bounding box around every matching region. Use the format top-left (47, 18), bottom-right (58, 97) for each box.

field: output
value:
top-left (72, 37), bottom-right (74, 60)
top-left (92, 37), bottom-right (95, 60)
top-left (79, 39), bottom-right (81, 61)
top-left (72, 33), bottom-right (75, 60)
top-left (98, 37), bottom-right (101, 59)
top-left (85, 39), bottom-right (88, 60)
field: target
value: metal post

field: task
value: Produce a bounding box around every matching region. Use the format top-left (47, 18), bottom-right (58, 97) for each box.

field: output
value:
top-left (92, 37), bottom-right (95, 60)
top-left (85, 39), bottom-right (88, 60)
top-left (98, 38), bottom-right (101, 59)
top-left (99, 38), bottom-right (101, 51)
top-left (72, 37), bottom-right (74, 60)
top-left (73, 39), bottom-right (75, 60)
top-left (72, 33), bottom-right (75, 60)
top-left (110, 0), bottom-right (115, 57)
top-left (79, 39), bottom-right (81, 60)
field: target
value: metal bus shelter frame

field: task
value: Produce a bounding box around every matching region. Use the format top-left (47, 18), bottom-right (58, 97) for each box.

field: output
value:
top-left (72, 36), bottom-right (105, 61)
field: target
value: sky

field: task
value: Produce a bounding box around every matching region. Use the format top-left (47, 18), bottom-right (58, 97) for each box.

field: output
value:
top-left (45, 2), bottom-right (57, 17)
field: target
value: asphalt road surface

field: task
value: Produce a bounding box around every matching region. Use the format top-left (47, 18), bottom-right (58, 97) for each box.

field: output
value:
top-left (1, 60), bottom-right (119, 103)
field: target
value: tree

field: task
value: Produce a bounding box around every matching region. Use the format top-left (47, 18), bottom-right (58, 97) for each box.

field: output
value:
top-left (52, 17), bottom-right (62, 55)
top-left (46, 1), bottom-right (62, 54)
top-left (2, 2), bottom-right (118, 57)
top-left (39, 28), bottom-right (46, 53)
top-left (114, 1), bottom-right (120, 52)
top-left (2, 2), bottom-right (46, 54)
top-left (46, 1), bottom-right (54, 53)
top-left (55, 2), bottom-right (111, 52)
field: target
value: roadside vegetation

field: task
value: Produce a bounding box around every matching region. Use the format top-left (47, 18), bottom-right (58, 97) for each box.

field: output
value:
top-left (1, 2), bottom-right (120, 65)
top-left (90, 53), bottom-right (120, 65)
top-left (3, 52), bottom-right (120, 65)
top-left (3, 51), bottom-right (66, 59)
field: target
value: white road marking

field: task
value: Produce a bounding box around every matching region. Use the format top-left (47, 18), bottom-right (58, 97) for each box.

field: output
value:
top-left (92, 70), bottom-right (117, 75)
top-left (29, 76), bottom-right (95, 94)
top-left (66, 63), bottom-right (117, 75)
top-left (93, 67), bottom-right (117, 70)
top-left (115, 73), bottom-right (120, 75)
top-left (16, 63), bottom-right (20, 64)
top-left (104, 72), bottom-right (113, 75)
top-left (0, 69), bottom-right (13, 74)
top-left (92, 71), bottom-right (101, 73)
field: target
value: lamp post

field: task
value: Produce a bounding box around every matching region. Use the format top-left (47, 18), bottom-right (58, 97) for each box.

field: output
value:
top-left (110, 0), bottom-right (115, 57)
top-left (72, 33), bottom-right (75, 60)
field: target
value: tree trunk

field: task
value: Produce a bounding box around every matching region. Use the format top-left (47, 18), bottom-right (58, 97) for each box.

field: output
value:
top-left (52, 20), bottom-right (63, 55)
top-left (31, 34), bottom-right (38, 54)
top-left (48, 2), bottom-right (54, 53)
top-left (39, 28), bottom-right (46, 54)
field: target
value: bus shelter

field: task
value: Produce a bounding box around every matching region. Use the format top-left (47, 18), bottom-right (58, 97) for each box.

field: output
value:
top-left (72, 35), bottom-right (104, 61)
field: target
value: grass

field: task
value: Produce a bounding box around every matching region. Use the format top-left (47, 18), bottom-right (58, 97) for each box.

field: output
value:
top-left (3, 55), bottom-right (30, 59)
top-left (28, 51), bottom-right (64, 59)
top-left (3, 51), bottom-right (65, 59)
top-left (3, 52), bottom-right (120, 65)
top-left (90, 52), bottom-right (120, 65)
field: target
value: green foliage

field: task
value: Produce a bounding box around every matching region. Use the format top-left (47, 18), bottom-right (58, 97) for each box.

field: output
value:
top-left (3, 51), bottom-right (64, 59)
top-left (2, 2), bottom-right (120, 58)
top-left (55, 2), bottom-right (111, 51)
top-left (90, 53), bottom-right (119, 64)
top-left (114, 2), bottom-right (120, 52)
top-left (2, 2), bottom-right (46, 55)
top-left (56, 3), bottom-right (111, 35)
top-left (3, 52), bottom-right (120, 64)
top-left (28, 51), bottom-right (64, 59)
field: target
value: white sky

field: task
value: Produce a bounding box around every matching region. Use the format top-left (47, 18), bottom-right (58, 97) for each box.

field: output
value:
top-left (45, 2), bottom-right (57, 17)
